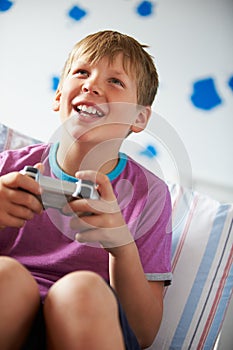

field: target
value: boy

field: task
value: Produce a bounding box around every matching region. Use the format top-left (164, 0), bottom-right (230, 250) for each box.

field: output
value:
top-left (0, 30), bottom-right (172, 349)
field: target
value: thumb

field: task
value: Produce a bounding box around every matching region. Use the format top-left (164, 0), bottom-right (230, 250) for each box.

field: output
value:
top-left (34, 163), bottom-right (45, 174)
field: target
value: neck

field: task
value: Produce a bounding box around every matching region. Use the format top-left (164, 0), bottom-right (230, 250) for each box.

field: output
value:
top-left (56, 138), bottom-right (121, 177)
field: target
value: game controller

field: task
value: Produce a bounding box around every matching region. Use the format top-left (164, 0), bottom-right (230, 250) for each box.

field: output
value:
top-left (20, 166), bottom-right (99, 210)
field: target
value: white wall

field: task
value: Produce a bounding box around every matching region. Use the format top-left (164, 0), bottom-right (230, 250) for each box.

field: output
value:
top-left (0, 0), bottom-right (232, 202)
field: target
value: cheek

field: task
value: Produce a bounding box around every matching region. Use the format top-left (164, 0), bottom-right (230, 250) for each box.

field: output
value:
top-left (58, 87), bottom-right (76, 117)
top-left (61, 77), bottom-right (80, 98)
top-left (101, 124), bottom-right (131, 141)
top-left (109, 103), bottom-right (138, 125)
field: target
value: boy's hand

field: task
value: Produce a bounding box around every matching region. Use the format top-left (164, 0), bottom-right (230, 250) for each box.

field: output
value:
top-left (63, 170), bottom-right (133, 253)
top-left (0, 170), bottom-right (43, 228)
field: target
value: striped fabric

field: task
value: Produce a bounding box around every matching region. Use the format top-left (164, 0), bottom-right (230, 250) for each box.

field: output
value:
top-left (1, 123), bottom-right (232, 349)
top-left (151, 184), bottom-right (233, 350)
top-left (0, 123), bottom-right (40, 152)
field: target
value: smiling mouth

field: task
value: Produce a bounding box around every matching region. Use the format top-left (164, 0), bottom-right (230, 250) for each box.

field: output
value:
top-left (75, 104), bottom-right (105, 118)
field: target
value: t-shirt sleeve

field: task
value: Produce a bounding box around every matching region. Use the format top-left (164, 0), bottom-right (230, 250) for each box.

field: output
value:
top-left (122, 175), bottom-right (172, 286)
top-left (135, 183), bottom-right (172, 285)
top-left (112, 157), bottom-right (173, 286)
top-left (0, 144), bottom-right (49, 175)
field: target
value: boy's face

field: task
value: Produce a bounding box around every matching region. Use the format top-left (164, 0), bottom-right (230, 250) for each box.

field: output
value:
top-left (53, 53), bottom-right (151, 144)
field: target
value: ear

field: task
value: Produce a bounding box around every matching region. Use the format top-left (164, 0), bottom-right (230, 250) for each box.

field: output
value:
top-left (130, 106), bottom-right (151, 133)
top-left (52, 89), bottom-right (62, 111)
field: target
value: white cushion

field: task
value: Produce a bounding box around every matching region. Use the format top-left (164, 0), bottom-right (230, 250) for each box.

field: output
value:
top-left (151, 184), bottom-right (233, 349)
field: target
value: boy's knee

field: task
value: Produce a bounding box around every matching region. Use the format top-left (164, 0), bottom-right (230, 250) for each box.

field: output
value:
top-left (0, 256), bottom-right (21, 273)
top-left (45, 271), bottom-right (115, 315)
top-left (0, 256), bottom-right (39, 302)
top-left (44, 272), bottom-right (123, 348)
top-left (46, 271), bottom-right (105, 301)
top-left (0, 257), bottom-right (40, 349)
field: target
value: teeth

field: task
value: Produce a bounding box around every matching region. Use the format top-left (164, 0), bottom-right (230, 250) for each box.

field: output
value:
top-left (77, 104), bottom-right (103, 117)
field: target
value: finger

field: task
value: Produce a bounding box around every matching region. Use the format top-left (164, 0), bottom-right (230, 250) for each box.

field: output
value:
top-left (62, 199), bottom-right (94, 216)
top-left (9, 189), bottom-right (43, 214)
top-left (70, 215), bottom-right (97, 232)
top-left (34, 163), bottom-right (45, 173)
top-left (0, 212), bottom-right (26, 228)
top-left (75, 230), bottom-right (100, 244)
top-left (75, 226), bottom-right (134, 248)
top-left (75, 171), bottom-right (115, 201)
top-left (7, 203), bottom-right (36, 221)
top-left (64, 196), bottom-right (119, 216)
top-left (70, 209), bottom-right (126, 237)
top-left (2, 172), bottom-right (41, 196)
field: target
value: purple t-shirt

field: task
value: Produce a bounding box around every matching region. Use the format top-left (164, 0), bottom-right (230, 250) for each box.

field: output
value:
top-left (0, 143), bottom-right (172, 301)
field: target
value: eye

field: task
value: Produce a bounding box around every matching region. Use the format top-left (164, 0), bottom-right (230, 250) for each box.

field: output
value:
top-left (74, 69), bottom-right (89, 77)
top-left (109, 78), bottom-right (124, 87)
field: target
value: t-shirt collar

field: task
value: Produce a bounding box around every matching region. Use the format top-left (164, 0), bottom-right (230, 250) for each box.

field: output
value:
top-left (49, 142), bottom-right (127, 182)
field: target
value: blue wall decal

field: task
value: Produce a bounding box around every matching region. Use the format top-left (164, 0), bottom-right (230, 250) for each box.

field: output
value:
top-left (190, 77), bottom-right (222, 110)
top-left (228, 76), bottom-right (233, 92)
top-left (136, 1), bottom-right (154, 17)
top-left (68, 5), bottom-right (87, 21)
top-left (51, 76), bottom-right (59, 91)
top-left (140, 144), bottom-right (157, 158)
top-left (0, 0), bottom-right (13, 12)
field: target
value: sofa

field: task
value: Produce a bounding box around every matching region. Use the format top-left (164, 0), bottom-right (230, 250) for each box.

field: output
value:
top-left (0, 123), bottom-right (232, 350)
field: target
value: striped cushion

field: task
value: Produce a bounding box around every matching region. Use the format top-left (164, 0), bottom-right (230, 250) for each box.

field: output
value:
top-left (151, 184), bottom-right (233, 350)
top-left (0, 123), bottom-right (40, 152)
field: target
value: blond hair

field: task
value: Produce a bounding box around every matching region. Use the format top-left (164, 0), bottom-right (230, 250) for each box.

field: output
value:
top-left (58, 30), bottom-right (159, 106)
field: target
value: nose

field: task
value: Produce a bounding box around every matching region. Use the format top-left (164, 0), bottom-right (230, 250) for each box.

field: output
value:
top-left (82, 77), bottom-right (102, 96)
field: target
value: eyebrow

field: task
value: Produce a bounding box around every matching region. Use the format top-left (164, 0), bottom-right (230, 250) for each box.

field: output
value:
top-left (110, 70), bottom-right (126, 76)
top-left (72, 58), bottom-right (131, 79)
top-left (108, 66), bottom-right (133, 79)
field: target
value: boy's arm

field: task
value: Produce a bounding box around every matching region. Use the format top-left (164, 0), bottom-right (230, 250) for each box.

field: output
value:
top-left (108, 242), bottom-right (164, 349)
